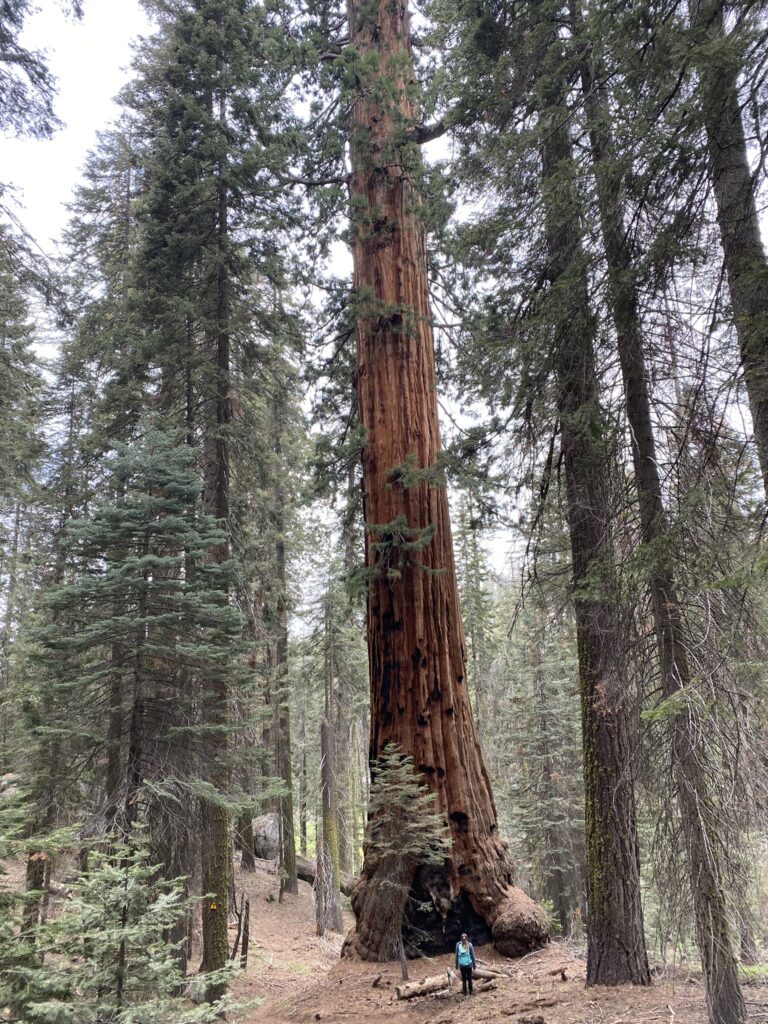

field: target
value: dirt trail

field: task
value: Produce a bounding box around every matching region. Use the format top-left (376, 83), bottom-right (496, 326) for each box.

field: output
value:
top-left (5, 855), bottom-right (766, 1023)
top-left (229, 861), bottom-right (768, 1024)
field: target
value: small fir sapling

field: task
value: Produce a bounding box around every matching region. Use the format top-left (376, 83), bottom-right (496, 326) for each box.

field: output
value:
top-left (14, 827), bottom-right (234, 1024)
top-left (362, 744), bottom-right (451, 979)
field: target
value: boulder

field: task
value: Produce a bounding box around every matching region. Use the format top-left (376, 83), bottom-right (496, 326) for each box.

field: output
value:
top-left (252, 812), bottom-right (280, 860)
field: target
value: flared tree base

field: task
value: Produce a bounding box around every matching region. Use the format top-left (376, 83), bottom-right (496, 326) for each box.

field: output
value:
top-left (342, 863), bottom-right (549, 962)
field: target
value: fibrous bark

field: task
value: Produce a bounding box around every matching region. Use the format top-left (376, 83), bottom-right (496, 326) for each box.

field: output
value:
top-left (692, 0), bottom-right (768, 496)
top-left (537, 21), bottom-right (649, 986)
top-left (272, 390), bottom-right (298, 897)
top-left (199, 98), bottom-right (231, 1001)
top-left (320, 717), bottom-right (344, 932)
top-left (577, 31), bottom-right (746, 1018)
top-left (343, 0), bottom-right (548, 960)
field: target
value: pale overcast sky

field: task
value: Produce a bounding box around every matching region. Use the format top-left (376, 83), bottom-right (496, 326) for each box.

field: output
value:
top-left (2, 1), bottom-right (154, 251)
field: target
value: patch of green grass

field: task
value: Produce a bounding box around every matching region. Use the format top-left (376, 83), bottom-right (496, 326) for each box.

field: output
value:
top-left (739, 964), bottom-right (768, 983)
top-left (287, 961), bottom-right (310, 976)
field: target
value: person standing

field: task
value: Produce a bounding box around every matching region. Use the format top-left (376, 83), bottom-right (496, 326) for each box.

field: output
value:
top-left (455, 932), bottom-right (476, 996)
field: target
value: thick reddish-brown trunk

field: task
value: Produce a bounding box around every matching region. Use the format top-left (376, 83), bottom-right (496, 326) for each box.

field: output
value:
top-left (343, 0), bottom-right (548, 960)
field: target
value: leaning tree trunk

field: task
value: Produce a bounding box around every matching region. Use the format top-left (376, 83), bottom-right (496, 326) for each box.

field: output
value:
top-left (577, 34), bottom-right (746, 1019)
top-left (692, 0), bottom-right (768, 495)
top-left (536, 24), bottom-right (650, 986)
top-left (343, 0), bottom-right (548, 960)
top-left (237, 808), bottom-right (257, 872)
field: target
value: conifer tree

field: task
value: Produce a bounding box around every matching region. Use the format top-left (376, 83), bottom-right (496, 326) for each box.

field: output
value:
top-left (341, 0), bottom-right (549, 959)
top-left (0, 0), bottom-right (82, 139)
top-left (15, 830), bottom-right (230, 1024)
top-left (573, 4), bottom-right (749, 1014)
top-left (688, 0), bottom-right (768, 495)
top-left (428, 0), bottom-right (649, 983)
top-left (0, 239), bottom-right (45, 769)
top-left (123, 0), bottom-right (304, 988)
top-left (33, 427), bottom-right (241, 829)
top-left (363, 744), bottom-right (451, 975)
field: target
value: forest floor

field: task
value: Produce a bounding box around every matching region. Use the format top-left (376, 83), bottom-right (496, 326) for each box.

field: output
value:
top-left (4, 854), bottom-right (768, 1024)
top-left (229, 860), bottom-right (768, 1024)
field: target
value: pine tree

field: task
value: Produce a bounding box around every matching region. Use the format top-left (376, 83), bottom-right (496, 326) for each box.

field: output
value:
top-left (32, 427), bottom-right (241, 829)
top-left (0, 0), bottom-right (82, 139)
top-left (688, 0), bottom-right (768, 496)
top-left (0, 236), bottom-right (45, 771)
top-left (122, 0), bottom-right (304, 990)
top-left (431, 0), bottom-right (650, 982)
top-left (362, 744), bottom-right (451, 976)
top-left (16, 831), bottom-right (231, 1024)
top-left (573, 4), bottom-right (749, 1013)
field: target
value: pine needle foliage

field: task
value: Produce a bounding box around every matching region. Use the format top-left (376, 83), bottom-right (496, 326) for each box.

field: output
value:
top-left (29, 426), bottom-right (242, 825)
top-left (366, 743), bottom-right (450, 869)
top-left (15, 830), bottom-right (233, 1024)
top-left (362, 744), bottom-right (450, 972)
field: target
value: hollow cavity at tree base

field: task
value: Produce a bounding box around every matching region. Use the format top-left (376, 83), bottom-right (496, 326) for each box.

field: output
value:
top-left (342, 875), bottom-right (549, 962)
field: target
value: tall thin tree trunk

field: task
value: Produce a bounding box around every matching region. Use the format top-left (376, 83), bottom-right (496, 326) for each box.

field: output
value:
top-left (531, 636), bottom-right (569, 937)
top-left (536, 22), bottom-right (649, 986)
top-left (299, 706), bottom-right (308, 858)
top-left (238, 809), bottom-right (256, 872)
top-left (105, 648), bottom-right (123, 822)
top-left (0, 500), bottom-right (21, 773)
top-left (344, 0), bottom-right (548, 959)
top-left (199, 92), bottom-right (231, 1001)
top-left (320, 717), bottom-right (343, 932)
top-left (350, 721), bottom-right (362, 874)
top-left (124, 532), bottom-right (148, 828)
top-left (105, 529), bottom-right (127, 825)
top-left (273, 392), bottom-right (297, 896)
top-left (22, 384), bottom-right (80, 940)
top-left (577, 32), bottom-right (746, 1018)
top-left (691, 0), bottom-right (768, 494)
top-left (337, 461), bottom-right (358, 875)
top-left (335, 715), bottom-right (352, 876)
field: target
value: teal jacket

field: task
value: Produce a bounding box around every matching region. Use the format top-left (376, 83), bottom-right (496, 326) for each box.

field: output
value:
top-left (455, 940), bottom-right (476, 969)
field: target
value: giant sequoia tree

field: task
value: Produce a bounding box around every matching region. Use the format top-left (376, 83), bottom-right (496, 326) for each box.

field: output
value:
top-left (341, 0), bottom-right (548, 959)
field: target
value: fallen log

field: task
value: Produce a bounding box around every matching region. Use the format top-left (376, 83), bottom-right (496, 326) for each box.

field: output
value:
top-left (473, 968), bottom-right (505, 980)
top-left (295, 854), bottom-right (354, 898)
top-left (475, 980), bottom-right (498, 994)
top-left (396, 970), bottom-right (456, 1000)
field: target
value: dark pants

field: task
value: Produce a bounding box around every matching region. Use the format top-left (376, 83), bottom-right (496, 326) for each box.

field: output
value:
top-left (460, 965), bottom-right (473, 995)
